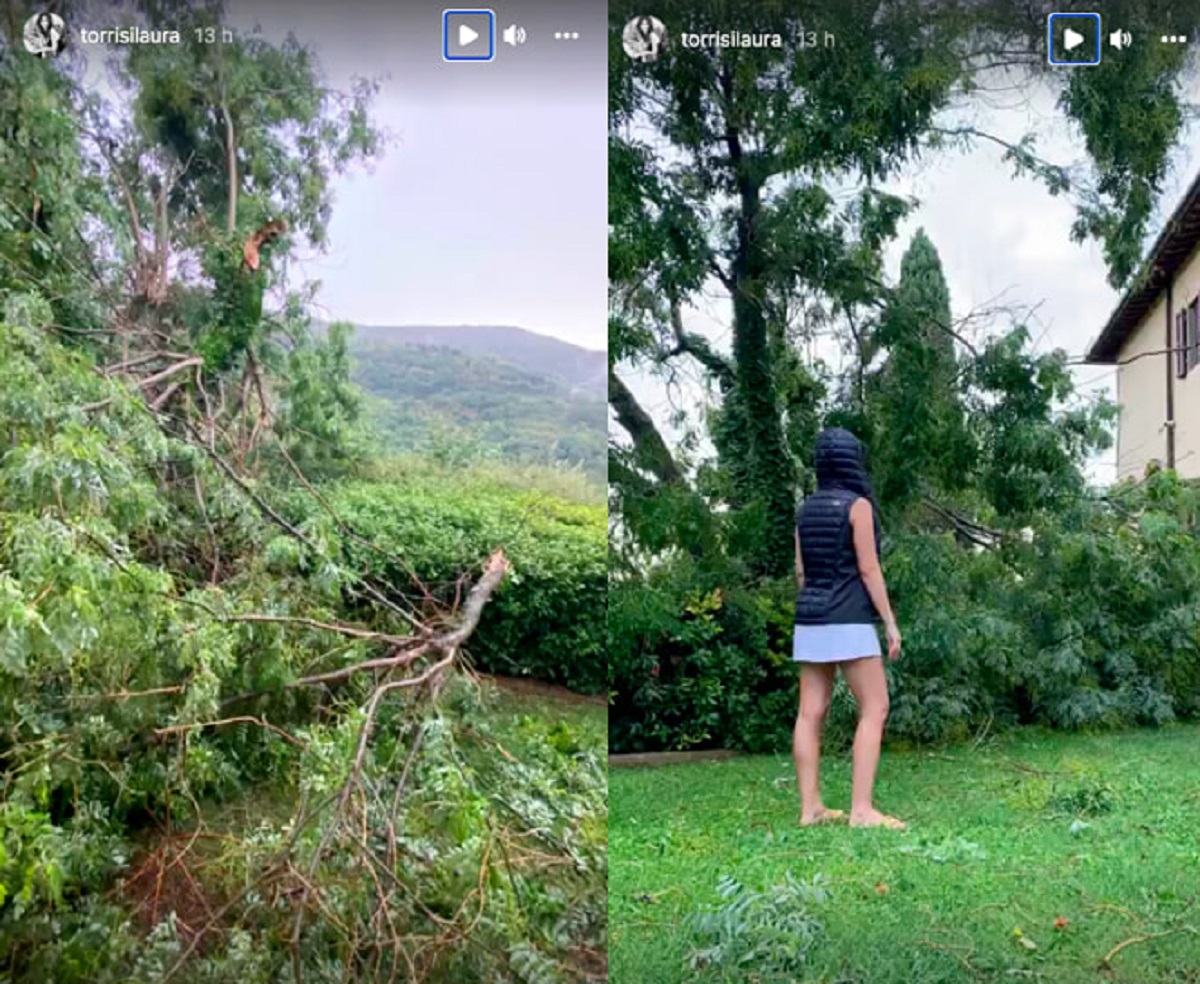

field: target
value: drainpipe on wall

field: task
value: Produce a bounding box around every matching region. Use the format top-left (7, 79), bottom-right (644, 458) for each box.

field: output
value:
top-left (1166, 280), bottom-right (1175, 471)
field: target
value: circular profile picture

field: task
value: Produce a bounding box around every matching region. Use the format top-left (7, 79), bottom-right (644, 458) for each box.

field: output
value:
top-left (622, 15), bottom-right (667, 63)
top-left (23, 11), bottom-right (67, 58)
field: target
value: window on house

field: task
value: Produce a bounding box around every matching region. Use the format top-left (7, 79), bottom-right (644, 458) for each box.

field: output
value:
top-left (1176, 309), bottom-right (1188, 379)
top-left (1190, 298), bottom-right (1200, 371)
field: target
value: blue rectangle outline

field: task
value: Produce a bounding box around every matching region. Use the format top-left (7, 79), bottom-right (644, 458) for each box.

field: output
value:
top-left (1047, 12), bottom-right (1101, 66)
top-left (443, 9), bottom-right (496, 62)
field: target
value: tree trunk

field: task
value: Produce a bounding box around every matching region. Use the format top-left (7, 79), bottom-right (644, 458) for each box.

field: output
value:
top-left (222, 100), bottom-right (237, 235)
top-left (217, 44), bottom-right (238, 235)
top-left (723, 74), bottom-right (796, 579)
top-left (609, 368), bottom-right (713, 559)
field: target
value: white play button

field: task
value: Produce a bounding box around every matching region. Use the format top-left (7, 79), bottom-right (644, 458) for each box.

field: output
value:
top-left (1047, 13), bottom-right (1100, 66)
top-left (444, 11), bottom-right (494, 62)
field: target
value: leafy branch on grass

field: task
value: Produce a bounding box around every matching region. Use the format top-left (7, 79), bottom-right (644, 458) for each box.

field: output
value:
top-left (141, 549), bottom-right (516, 984)
top-left (685, 873), bottom-right (829, 980)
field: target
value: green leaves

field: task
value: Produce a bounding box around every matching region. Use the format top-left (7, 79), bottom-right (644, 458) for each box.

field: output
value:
top-left (125, 6), bottom-right (382, 248)
top-left (958, 328), bottom-right (1113, 523)
top-left (302, 477), bottom-right (607, 693)
top-left (0, 803), bottom-right (65, 919)
top-left (867, 228), bottom-right (970, 512)
top-left (1059, 11), bottom-right (1188, 289)
top-left (613, 469), bottom-right (1200, 753)
top-left (685, 872), bottom-right (829, 981)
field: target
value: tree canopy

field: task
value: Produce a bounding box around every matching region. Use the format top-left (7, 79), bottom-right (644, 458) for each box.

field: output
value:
top-left (609, 0), bottom-right (1194, 577)
top-left (607, 0), bottom-right (1200, 756)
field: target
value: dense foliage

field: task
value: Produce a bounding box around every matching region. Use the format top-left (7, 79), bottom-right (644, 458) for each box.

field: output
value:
top-left (611, 472), bottom-right (1200, 753)
top-left (0, 4), bottom-right (606, 980)
top-left (0, 303), bottom-right (606, 981)
top-left (277, 476), bottom-right (607, 695)
top-left (351, 340), bottom-right (606, 484)
top-left (609, 223), bottom-right (1200, 754)
top-left (607, 0), bottom-right (1200, 753)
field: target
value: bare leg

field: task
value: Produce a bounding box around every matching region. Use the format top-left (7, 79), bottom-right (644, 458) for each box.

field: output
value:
top-left (840, 657), bottom-right (905, 829)
top-left (794, 663), bottom-right (840, 824)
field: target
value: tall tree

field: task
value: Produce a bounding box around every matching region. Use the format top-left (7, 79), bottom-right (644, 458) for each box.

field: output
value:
top-left (611, 0), bottom-right (960, 576)
top-left (869, 228), bottom-right (972, 514)
top-left (3, 0), bottom-right (384, 477)
top-left (608, 0), bottom-right (1192, 576)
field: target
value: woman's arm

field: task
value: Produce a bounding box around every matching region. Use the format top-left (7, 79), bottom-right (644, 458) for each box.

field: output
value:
top-left (849, 498), bottom-right (896, 633)
top-left (795, 527), bottom-right (804, 587)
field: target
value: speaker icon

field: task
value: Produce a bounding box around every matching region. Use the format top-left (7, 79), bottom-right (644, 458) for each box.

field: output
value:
top-left (502, 23), bottom-right (526, 46)
top-left (1109, 29), bottom-right (1132, 49)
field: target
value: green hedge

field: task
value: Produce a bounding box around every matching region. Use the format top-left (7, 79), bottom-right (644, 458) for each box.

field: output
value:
top-left (298, 478), bottom-right (607, 694)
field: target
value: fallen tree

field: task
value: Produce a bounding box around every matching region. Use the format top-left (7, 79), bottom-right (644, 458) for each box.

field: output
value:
top-left (0, 315), bottom-right (606, 984)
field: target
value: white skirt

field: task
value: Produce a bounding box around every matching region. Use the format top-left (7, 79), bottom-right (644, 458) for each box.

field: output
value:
top-left (793, 623), bottom-right (881, 663)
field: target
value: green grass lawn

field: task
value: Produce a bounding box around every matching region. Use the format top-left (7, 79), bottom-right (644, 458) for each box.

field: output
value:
top-left (610, 725), bottom-right (1200, 983)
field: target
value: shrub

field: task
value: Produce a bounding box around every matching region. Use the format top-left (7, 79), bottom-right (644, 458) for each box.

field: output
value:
top-left (609, 474), bottom-right (1200, 753)
top-left (296, 478), bottom-right (607, 694)
top-left (607, 561), bottom-right (797, 754)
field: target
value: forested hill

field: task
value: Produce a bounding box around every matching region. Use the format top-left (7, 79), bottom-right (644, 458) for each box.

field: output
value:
top-left (345, 324), bottom-right (606, 394)
top-left (326, 323), bottom-right (607, 479)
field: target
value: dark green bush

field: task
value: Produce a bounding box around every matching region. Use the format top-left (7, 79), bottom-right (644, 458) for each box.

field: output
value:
top-left (607, 561), bottom-right (798, 754)
top-left (608, 473), bottom-right (1200, 753)
top-left (296, 479), bottom-right (607, 694)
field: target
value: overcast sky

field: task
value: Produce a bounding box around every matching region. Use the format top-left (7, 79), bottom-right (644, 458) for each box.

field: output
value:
top-left (226, 0), bottom-right (608, 352)
top-left (620, 64), bottom-right (1200, 486)
top-left (68, 1), bottom-right (606, 351)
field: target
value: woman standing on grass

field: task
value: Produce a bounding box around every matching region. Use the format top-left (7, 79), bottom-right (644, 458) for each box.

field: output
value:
top-left (792, 427), bottom-right (906, 830)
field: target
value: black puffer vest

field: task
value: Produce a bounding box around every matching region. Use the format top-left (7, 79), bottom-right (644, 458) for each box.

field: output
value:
top-left (795, 428), bottom-right (882, 625)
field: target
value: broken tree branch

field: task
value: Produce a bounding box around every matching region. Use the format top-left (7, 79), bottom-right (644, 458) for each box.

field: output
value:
top-left (664, 302), bottom-right (735, 389)
top-left (608, 367), bottom-right (688, 487)
top-left (242, 219), bottom-right (289, 273)
top-left (1100, 927), bottom-right (1195, 969)
top-left (922, 494), bottom-right (1003, 549)
top-left (135, 356), bottom-right (204, 393)
top-left (288, 548), bottom-right (510, 984)
top-left (155, 715), bottom-right (307, 748)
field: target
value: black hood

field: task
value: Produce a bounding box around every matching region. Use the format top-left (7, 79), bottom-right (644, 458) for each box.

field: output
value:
top-left (813, 428), bottom-right (873, 498)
